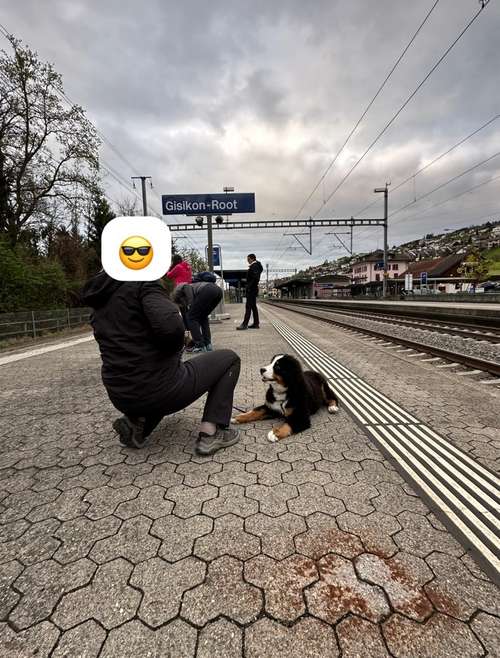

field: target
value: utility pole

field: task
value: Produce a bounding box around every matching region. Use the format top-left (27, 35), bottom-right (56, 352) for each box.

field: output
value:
top-left (207, 215), bottom-right (214, 272)
top-left (266, 263), bottom-right (269, 294)
top-left (131, 176), bottom-right (152, 215)
top-left (374, 184), bottom-right (389, 299)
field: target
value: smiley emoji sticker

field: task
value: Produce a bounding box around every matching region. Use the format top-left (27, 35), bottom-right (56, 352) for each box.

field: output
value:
top-left (119, 235), bottom-right (153, 270)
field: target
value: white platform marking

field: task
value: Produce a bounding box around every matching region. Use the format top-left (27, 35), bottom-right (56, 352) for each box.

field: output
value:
top-left (0, 335), bottom-right (94, 366)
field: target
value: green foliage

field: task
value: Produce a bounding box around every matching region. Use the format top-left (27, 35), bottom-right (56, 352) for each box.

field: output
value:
top-left (178, 247), bottom-right (208, 273)
top-left (457, 249), bottom-right (490, 282)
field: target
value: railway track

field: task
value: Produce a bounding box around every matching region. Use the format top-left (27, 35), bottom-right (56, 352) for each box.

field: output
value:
top-left (267, 300), bottom-right (500, 378)
top-left (273, 300), bottom-right (500, 343)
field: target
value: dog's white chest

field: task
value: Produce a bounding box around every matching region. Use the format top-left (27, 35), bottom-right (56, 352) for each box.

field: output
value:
top-left (266, 390), bottom-right (287, 414)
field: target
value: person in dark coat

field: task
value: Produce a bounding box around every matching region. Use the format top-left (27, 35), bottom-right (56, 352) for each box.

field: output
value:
top-left (237, 253), bottom-right (263, 330)
top-left (80, 271), bottom-right (240, 454)
top-left (173, 281), bottom-right (222, 352)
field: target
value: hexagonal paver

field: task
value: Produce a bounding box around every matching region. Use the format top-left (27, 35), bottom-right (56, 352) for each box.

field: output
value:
top-left (0, 560), bottom-right (23, 619)
top-left (372, 482), bottom-right (429, 515)
top-left (133, 462), bottom-right (183, 489)
top-left (244, 440), bottom-right (287, 463)
top-left (90, 515), bottom-right (159, 564)
top-left (83, 485), bottom-right (138, 519)
top-left (279, 444), bottom-right (322, 463)
top-left (152, 513), bottom-right (213, 562)
top-left (58, 465), bottom-right (110, 491)
top-left (194, 513), bottom-right (260, 561)
top-left (337, 511), bottom-right (400, 558)
top-left (383, 613), bottom-right (483, 658)
top-left (52, 619), bottom-right (106, 658)
top-left (394, 511), bottom-right (463, 558)
top-left (10, 558), bottom-right (96, 629)
top-left (355, 459), bottom-right (404, 485)
top-left (176, 460), bottom-right (222, 487)
top-left (337, 616), bottom-right (390, 658)
top-left (165, 483), bottom-right (218, 517)
top-left (287, 482), bottom-right (344, 517)
top-left (294, 512), bottom-right (363, 561)
top-left (245, 618), bottom-right (339, 658)
top-left (115, 485), bottom-right (174, 520)
top-left (208, 461), bottom-right (257, 486)
top-left (324, 480), bottom-right (378, 515)
top-left (181, 555), bottom-right (262, 626)
top-left (130, 556), bottom-right (206, 627)
top-left (100, 619), bottom-right (197, 658)
top-left (356, 552), bottom-right (434, 621)
top-left (27, 487), bottom-right (89, 522)
top-left (52, 558), bottom-right (141, 630)
top-left (54, 515), bottom-right (121, 563)
top-left (281, 461), bottom-right (332, 486)
top-left (245, 512), bottom-right (306, 559)
top-left (104, 462), bottom-right (153, 488)
top-left (246, 460), bottom-right (292, 485)
top-left (424, 553), bottom-right (500, 620)
top-left (245, 554), bottom-right (318, 621)
top-left (0, 519), bottom-right (60, 565)
top-left (315, 459), bottom-right (361, 485)
top-left (246, 482), bottom-right (299, 516)
top-left (197, 619), bottom-right (242, 658)
top-left (202, 484), bottom-right (259, 518)
top-left (306, 554), bottom-right (390, 624)
top-left (0, 488), bottom-right (59, 524)
top-left (470, 612), bottom-right (500, 657)
top-left (0, 621), bottom-right (59, 656)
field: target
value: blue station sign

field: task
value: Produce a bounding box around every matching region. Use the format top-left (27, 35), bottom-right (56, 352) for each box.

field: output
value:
top-left (162, 193), bottom-right (255, 216)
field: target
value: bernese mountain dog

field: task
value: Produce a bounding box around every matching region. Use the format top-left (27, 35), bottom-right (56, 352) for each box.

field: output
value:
top-left (232, 354), bottom-right (339, 442)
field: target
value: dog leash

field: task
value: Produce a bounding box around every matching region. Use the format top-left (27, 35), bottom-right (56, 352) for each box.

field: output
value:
top-left (232, 405), bottom-right (247, 413)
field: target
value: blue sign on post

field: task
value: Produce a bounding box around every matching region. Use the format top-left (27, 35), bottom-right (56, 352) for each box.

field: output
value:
top-left (421, 271), bottom-right (428, 285)
top-left (162, 193), bottom-right (255, 215)
top-left (206, 245), bottom-right (221, 268)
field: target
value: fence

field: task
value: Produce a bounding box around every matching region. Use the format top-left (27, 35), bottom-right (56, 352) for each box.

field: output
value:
top-left (0, 307), bottom-right (91, 342)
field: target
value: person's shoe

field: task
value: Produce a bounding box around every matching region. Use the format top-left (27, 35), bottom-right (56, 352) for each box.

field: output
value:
top-left (236, 325), bottom-right (248, 331)
top-left (196, 427), bottom-right (240, 456)
top-left (113, 415), bottom-right (147, 449)
top-left (205, 343), bottom-right (214, 351)
top-left (248, 324), bottom-right (260, 329)
top-left (186, 345), bottom-right (207, 353)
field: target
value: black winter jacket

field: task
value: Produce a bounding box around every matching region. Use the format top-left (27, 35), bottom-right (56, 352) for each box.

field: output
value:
top-left (246, 260), bottom-right (263, 294)
top-left (81, 271), bottom-right (185, 412)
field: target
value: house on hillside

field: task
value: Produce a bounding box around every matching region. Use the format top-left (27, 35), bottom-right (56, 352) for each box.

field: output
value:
top-left (351, 250), bottom-right (410, 295)
top-left (398, 254), bottom-right (469, 293)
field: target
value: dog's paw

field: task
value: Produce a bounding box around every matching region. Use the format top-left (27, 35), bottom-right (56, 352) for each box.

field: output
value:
top-left (230, 417), bottom-right (238, 424)
top-left (267, 430), bottom-right (278, 443)
top-left (328, 404), bottom-right (339, 414)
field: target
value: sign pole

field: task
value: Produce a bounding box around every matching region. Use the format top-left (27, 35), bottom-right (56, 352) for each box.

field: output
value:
top-left (207, 215), bottom-right (214, 272)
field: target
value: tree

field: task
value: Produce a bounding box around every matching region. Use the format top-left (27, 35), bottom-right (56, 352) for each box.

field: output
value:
top-left (0, 35), bottom-right (99, 246)
top-left (457, 249), bottom-right (490, 283)
top-left (116, 196), bottom-right (139, 216)
top-left (85, 192), bottom-right (115, 275)
top-left (178, 247), bottom-right (208, 273)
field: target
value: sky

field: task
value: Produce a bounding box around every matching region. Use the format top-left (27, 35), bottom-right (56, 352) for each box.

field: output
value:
top-left (2, 0), bottom-right (500, 272)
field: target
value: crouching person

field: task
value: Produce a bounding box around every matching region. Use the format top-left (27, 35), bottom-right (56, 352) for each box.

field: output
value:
top-left (81, 271), bottom-right (240, 455)
top-left (173, 280), bottom-right (222, 353)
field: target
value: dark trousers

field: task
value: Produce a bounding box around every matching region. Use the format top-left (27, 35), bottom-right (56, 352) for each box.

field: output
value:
top-left (243, 290), bottom-right (259, 326)
top-left (187, 287), bottom-right (222, 347)
top-left (131, 349), bottom-right (241, 437)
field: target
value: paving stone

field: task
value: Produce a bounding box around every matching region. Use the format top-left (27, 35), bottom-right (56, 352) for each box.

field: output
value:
top-left (26, 488), bottom-right (89, 523)
top-left (0, 519), bottom-right (60, 565)
top-left (246, 459), bottom-right (292, 485)
top-left (52, 558), bottom-right (140, 630)
top-left (54, 515), bottom-right (121, 563)
top-left (84, 484), bottom-right (139, 519)
top-left (245, 512), bottom-right (306, 559)
top-left (470, 612), bottom-right (500, 657)
top-left (58, 465), bottom-right (110, 490)
top-left (315, 459), bottom-right (362, 484)
top-left (203, 484), bottom-right (259, 518)
top-left (11, 558), bottom-right (96, 629)
top-left (246, 482), bottom-right (299, 516)
top-left (337, 511), bottom-right (401, 558)
top-left (245, 617), bottom-right (339, 658)
top-left (425, 553), bottom-right (500, 620)
top-left (115, 484), bottom-right (174, 520)
top-left (294, 512), bottom-right (363, 560)
top-left (176, 460), bottom-right (222, 486)
top-left (0, 487), bottom-right (60, 524)
top-left (394, 511), bottom-right (464, 558)
top-left (213, 445), bottom-right (255, 464)
top-left (165, 483), bottom-right (218, 517)
top-left (244, 440), bottom-right (287, 463)
top-left (90, 515), bottom-right (159, 564)
top-left (194, 513), bottom-right (260, 561)
top-left (197, 619), bottom-right (243, 658)
top-left (0, 469), bottom-right (35, 493)
top-left (355, 459), bottom-right (404, 485)
top-left (278, 443), bottom-right (322, 463)
top-left (181, 555), bottom-right (262, 626)
top-left (383, 612), bottom-right (483, 658)
top-left (208, 460), bottom-right (257, 486)
top-left (324, 480), bottom-right (378, 515)
top-left (356, 552), bottom-right (434, 621)
top-left (245, 554), bottom-right (318, 621)
top-left (0, 621), bottom-right (60, 657)
top-left (131, 556), bottom-right (205, 627)
top-left (336, 616), bottom-right (390, 658)
top-left (287, 482), bottom-right (344, 517)
top-left (104, 462), bottom-right (153, 488)
top-left (152, 513), bottom-right (213, 562)
top-left (52, 619), bottom-right (106, 658)
top-left (281, 461), bottom-right (332, 486)
top-left (372, 481), bottom-right (429, 515)
top-left (0, 560), bottom-right (22, 619)
top-left (100, 619), bottom-right (197, 658)
top-left (133, 461), bottom-right (183, 489)
top-left (306, 553), bottom-right (390, 624)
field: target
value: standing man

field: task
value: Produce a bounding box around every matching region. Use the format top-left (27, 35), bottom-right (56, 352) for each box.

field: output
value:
top-left (237, 253), bottom-right (263, 330)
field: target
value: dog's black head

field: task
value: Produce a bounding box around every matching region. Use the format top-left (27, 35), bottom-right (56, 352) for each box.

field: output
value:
top-left (260, 354), bottom-right (304, 387)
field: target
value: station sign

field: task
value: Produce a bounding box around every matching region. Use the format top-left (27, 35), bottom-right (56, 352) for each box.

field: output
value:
top-left (206, 244), bottom-right (221, 267)
top-left (162, 193), bottom-right (255, 216)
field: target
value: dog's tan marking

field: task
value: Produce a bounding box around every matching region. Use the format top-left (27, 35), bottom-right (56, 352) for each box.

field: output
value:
top-left (283, 406), bottom-right (293, 417)
top-left (233, 408), bottom-right (268, 424)
top-left (272, 423), bottom-right (293, 440)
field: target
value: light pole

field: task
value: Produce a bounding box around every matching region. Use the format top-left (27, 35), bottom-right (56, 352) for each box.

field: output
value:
top-left (374, 184), bottom-right (389, 299)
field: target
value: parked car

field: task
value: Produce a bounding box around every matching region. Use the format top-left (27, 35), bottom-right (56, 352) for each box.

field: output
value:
top-left (477, 281), bottom-right (500, 293)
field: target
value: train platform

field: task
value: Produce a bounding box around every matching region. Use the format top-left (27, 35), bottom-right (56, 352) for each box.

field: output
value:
top-left (0, 304), bottom-right (499, 657)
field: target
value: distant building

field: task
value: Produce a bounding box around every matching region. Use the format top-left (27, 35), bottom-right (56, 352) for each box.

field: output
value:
top-left (351, 250), bottom-right (410, 294)
top-left (275, 273), bottom-right (351, 299)
top-left (398, 254), bottom-right (468, 293)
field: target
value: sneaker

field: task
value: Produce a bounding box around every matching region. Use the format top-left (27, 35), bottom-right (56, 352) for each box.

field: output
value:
top-left (236, 325), bottom-right (248, 331)
top-left (195, 427), bottom-right (240, 456)
top-left (186, 345), bottom-right (207, 353)
top-left (205, 343), bottom-right (214, 351)
top-left (248, 324), bottom-right (260, 329)
top-left (113, 415), bottom-right (147, 449)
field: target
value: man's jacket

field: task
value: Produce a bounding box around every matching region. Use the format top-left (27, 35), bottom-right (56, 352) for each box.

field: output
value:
top-left (246, 260), bottom-right (263, 294)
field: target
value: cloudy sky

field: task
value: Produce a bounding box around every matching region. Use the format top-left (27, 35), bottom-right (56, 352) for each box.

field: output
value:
top-left (3, 0), bottom-right (500, 270)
